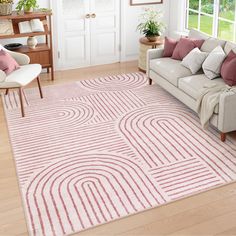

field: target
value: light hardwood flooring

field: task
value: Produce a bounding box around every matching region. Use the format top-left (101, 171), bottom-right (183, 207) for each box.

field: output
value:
top-left (0, 61), bottom-right (236, 236)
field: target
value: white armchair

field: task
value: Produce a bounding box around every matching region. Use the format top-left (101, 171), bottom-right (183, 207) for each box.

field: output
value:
top-left (0, 45), bottom-right (43, 117)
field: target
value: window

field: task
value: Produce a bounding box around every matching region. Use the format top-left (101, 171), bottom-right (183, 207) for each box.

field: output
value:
top-left (186, 0), bottom-right (236, 41)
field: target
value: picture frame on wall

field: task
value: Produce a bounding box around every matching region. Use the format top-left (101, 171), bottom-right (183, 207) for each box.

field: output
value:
top-left (130, 0), bottom-right (163, 5)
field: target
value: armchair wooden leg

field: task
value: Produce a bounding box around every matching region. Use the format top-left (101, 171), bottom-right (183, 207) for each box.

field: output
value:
top-left (18, 88), bottom-right (25, 117)
top-left (37, 76), bottom-right (43, 99)
top-left (221, 132), bottom-right (226, 142)
top-left (149, 78), bottom-right (152, 85)
top-left (5, 89), bottom-right (9, 95)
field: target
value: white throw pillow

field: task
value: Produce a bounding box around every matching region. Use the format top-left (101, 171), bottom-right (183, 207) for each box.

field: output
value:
top-left (181, 48), bottom-right (208, 74)
top-left (202, 46), bottom-right (226, 80)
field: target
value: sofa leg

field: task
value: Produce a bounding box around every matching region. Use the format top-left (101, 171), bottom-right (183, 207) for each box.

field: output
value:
top-left (5, 89), bottom-right (9, 95)
top-left (221, 132), bottom-right (226, 142)
top-left (149, 78), bottom-right (152, 85)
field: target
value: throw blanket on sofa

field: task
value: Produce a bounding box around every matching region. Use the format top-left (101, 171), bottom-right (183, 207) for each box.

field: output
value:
top-left (196, 84), bottom-right (235, 129)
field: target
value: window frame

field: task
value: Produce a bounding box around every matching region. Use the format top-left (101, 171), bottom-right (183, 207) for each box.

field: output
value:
top-left (185, 0), bottom-right (236, 41)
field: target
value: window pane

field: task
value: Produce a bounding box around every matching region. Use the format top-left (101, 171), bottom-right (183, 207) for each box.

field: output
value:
top-left (189, 0), bottom-right (199, 10)
top-left (218, 20), bottom-right (234, 41)
top-left (200, 15), bottom-right (213, 35)
top-left (201, 0), bottom-right (214, 14)
top-left (188, 11), bottom-right (199, 29)
top-left (219, 0), bottom-right (235, 21)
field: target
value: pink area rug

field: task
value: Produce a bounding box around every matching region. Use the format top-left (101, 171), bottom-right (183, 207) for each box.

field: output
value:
top-left (2, 72), bottom-right (236, 236)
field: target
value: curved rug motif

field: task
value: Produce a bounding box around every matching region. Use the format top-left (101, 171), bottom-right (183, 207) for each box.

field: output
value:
top-left (2, 72), bottom-right (236, 236)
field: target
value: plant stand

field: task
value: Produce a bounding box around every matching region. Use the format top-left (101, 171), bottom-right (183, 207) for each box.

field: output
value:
top-left (138, 37), bottom-right (163, 73)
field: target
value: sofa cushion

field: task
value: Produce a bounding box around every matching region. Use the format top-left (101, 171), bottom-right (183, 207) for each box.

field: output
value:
top-left (181, 47), bottom-right (208, 74)
top-left (224, 41), bottom-right (236, 55)
top-left (150, 58), bottom-right (193, 86)
top-left (172, 38), bottom-right (205, 60)
top-left (221, 50), bottom-right (236, 86)
top-left (179, 74), bottom-right (226, 114)
top-left (202, 46), bottom-right (226, 80)
top-left (201, 37), bottom-right (226, 52)
top-left (188, 29), bottom-right (209, 40)
top-left (163, 37), bottom-right (178, 57)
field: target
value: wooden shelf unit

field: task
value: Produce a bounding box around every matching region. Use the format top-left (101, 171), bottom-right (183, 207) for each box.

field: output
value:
top-left (0, 11), bottom-right (54, 80)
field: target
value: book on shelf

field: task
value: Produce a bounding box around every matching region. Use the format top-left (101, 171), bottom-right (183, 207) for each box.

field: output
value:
top-left (18, 19), bottom-right (44, 34)
top-left (0, 20), bottom-right (14, 36)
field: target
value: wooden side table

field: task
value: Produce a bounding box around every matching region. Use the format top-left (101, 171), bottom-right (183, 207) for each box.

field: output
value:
top-left (138, 37), bottom-right (164, 73)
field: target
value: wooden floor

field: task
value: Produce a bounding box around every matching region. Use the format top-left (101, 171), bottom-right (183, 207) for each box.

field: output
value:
top-left (0, 61), bottom-right (236, 236)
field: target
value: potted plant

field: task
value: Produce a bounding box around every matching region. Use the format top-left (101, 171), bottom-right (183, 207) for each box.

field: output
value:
top-left (16, 0), bottom-right (39, 13)
top-left (137, 8), bottom-right (165, 42)
top-left (0, 0), bottom-right (13, 16)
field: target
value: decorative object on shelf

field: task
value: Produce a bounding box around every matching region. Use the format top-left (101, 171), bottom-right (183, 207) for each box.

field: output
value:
top-left (0, 19), bottom-right (13, 35)
top-left (16, 0), bottom-right (39, 14)
top-left (18, 19), bottom-right (44, 34)
top-left (138, 36), bottom-right (163, 74)
top-left (4, 43), bottom-right (23, 50)
top-left (0, 0), bottom-right (13, 16)
top-left (130, 0), bottom-right (163, 6)
top-left (27, 36), bottom-right (37, 49)
top-left (137, 7), bottom-right (165, 42)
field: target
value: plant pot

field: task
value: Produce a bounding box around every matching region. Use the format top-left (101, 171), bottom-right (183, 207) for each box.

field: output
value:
top-left (27, 36), bottom-right (38, 49)
top-left (147, 36), bottom-right (160, 42)
top-left (0, 3), bottom-right (13, 16)
top-left (24, 6), bottom-right (33, 14)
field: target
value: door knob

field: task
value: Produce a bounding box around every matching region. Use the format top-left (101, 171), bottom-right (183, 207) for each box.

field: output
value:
top-left (91, 13), bottom-right (96, 18)
top-left (85, 14), bottom-right (90, 19)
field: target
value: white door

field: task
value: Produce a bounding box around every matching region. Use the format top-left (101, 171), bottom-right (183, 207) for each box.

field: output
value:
top-left (54, 0), bottom-right (120, 70)
top-left (90, 0), bottom-right (120, 65)
top-left (59, 0), bottom-right (91, 69)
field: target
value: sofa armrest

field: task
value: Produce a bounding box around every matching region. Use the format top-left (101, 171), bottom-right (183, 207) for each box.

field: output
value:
top-left (218, 91), bottom-right (236, 133)
top-left (5, 49), bottom-right (30, 66)
top-left (146, 48), bottom-right (164, 78)
top-left (0, 70), bottom-right (6, 82)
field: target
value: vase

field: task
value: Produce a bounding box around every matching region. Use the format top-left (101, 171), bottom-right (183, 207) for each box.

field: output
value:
top-left (24, 7), bottom-right (33, 14)
top-left (147, 36), bottom-right (160, 42)
top-left (27, 36), bottom-right (38, 49)
top-left (0, 3), bottom-right (13, 16)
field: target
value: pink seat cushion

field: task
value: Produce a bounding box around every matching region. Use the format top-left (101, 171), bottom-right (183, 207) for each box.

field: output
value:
top-left (221, 50), bottom-right (236, 86)
top-left (0, 49), bottom-right (20, 75)
top-left (172, 38), bottom-right (205, 60)
top-left (163, 37), bottom-right (178, 57)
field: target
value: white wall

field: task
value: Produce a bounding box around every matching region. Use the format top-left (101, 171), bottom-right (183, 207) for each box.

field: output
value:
top-left (121, 0), bottom-right (170, 61)
top-left (168, 0), bottom-right (186, 38)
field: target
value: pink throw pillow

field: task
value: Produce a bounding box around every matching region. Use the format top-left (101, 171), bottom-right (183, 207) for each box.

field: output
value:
top-left (172, 38), bottom-right (205, 60)
top-left (163, 37), bottom-right (178, 57)
top-left (221, 50), bottom-right (236, 86)
top-left (0, 49), bottom-right (20, 75)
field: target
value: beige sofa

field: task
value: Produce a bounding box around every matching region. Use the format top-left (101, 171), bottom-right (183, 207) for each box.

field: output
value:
top-left (147, 29), bottom-right (236, 142)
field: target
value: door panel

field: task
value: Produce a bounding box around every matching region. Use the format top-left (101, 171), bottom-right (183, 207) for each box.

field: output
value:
top-left (60, 0), bottom-right (90, 69)
top-left (96, 16), bottom-right (116, 29)
top-left (56, 0), bottom-right (120, 69)
top-left (94, 0), bottom-right (116, 11)
top-left (97, 33), bottom-right (116, 55)
top-left (90, 0), bottom-right (120, 65)
top-left (65, 36), bottom-right (86, 60)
